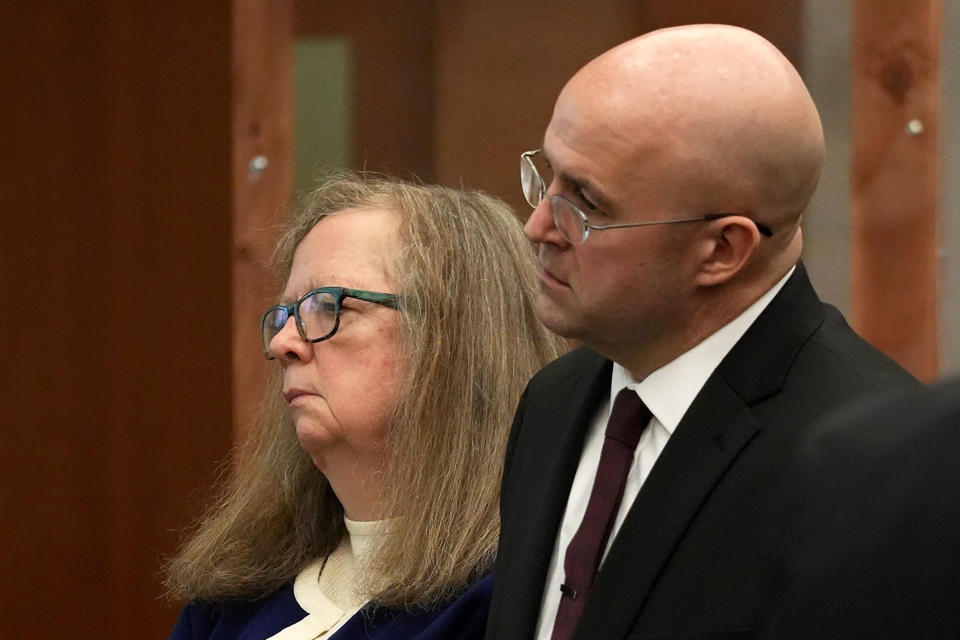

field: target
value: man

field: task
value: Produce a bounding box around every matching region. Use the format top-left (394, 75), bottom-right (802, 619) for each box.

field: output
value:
top-left (762, 377), bottom-right (960, 639)
top-left (486, 24), bottom-right (917, 640)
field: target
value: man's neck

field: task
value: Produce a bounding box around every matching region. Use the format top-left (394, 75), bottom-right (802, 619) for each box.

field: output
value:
top-left (602, 266), bottom-right (796, 380)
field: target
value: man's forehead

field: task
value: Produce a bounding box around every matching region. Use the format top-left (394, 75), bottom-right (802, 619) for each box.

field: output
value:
top-left (542, 93), bottom-right (661, 200)
top-left (540, 138), bottom-right (617, 214)
top-left (541, 93), bottom-right (613, 166)
top-left (549, 75), bottom-right (659, 149)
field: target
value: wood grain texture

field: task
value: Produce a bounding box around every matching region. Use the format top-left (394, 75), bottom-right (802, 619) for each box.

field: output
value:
top-left (851, 0), bottom-right (941, 380)
top-left (0, 1), bottom-right (235, 636)
top-left (431, 0), bottom-right (803, 213)
top-left (297, 0), bottom-right (803, 217)
top-left (232, 0), bottom-right (295, 440)
top-left (433, 0), bottom-right (640, 211)
top-left (637, 0), bottom-right (804, 67)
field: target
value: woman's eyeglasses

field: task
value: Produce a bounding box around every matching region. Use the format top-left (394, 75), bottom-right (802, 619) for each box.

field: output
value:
top-left (260, 286), bottom-right (401, 359)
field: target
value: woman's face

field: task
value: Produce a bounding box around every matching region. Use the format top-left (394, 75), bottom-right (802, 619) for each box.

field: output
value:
top-left (268, 207), bottom-right (403, 491)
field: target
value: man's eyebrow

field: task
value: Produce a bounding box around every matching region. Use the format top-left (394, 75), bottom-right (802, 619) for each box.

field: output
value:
top-left (541, 147), bottom-right (616, 212)
top-left (569, 176), bottom-right (615, 212)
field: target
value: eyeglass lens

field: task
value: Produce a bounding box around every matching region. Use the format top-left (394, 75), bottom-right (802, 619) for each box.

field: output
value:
top-left (550, 198), bottom-right (587, 244)
top-left (521, 154), bottom-right (587, 244)
top-left (261, 290), bottom-right (339, 354)
top-left (261, 308), bottom-right (289, 355)
top-left (521, 156), bottom-right (544, 209)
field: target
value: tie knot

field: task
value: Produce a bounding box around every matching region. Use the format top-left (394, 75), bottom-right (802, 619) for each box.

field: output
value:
top-left (605, 388), bottom-right (651, 448)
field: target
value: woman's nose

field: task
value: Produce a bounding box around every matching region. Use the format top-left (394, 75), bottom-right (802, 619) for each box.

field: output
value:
top-left (268, 316), bottom-right (311, 364)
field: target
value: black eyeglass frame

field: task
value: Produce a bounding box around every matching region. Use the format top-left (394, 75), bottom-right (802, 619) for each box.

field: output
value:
top-left (260, 286), bottom-right (402, 359)
top-left (520, 149), bottom-right (773, 243)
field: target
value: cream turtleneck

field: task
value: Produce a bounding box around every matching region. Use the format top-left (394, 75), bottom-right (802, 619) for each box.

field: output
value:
top-left (266, 517), bottom-right (389, 640)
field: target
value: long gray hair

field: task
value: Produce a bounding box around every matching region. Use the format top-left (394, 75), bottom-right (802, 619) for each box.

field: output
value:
top-left (165, 173), bottom-right (564, 607)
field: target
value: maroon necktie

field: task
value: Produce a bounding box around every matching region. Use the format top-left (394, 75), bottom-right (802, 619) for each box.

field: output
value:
top-left (550, 388), bottom-right (652, 640)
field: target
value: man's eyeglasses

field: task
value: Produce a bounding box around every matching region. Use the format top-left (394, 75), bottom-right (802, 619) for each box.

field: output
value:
top-left (520, 149), bottom-right (773, 245)
top-left (260, 286), bottom-right (402, 359)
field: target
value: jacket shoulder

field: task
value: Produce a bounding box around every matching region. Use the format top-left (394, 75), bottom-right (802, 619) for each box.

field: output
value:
top-left (526, 345), bottom-right (607, 389)
top-left (799, 304), bottom-right (917, 391)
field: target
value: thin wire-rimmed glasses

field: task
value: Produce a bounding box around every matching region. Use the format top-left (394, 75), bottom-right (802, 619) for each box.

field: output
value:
top-left (520, 149), bottom-right (773, 244)
top-left (260, 286), bottom-right (402, 359)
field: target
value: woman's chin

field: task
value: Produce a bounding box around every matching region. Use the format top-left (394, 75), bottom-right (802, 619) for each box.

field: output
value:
top-left (294, 420), bottom-right (338, 462)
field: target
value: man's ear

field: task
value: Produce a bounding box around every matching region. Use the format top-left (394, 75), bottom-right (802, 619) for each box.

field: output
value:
top-left (694, 216), bottom-right (762, 287)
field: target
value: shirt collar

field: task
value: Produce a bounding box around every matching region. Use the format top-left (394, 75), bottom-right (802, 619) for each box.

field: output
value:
top-left (610, 266), bottom-right (795, 434)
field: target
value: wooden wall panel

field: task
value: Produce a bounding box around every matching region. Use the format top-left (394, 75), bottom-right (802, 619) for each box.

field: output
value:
top-left (232, 0), bottom-right (294, 439)
top-left (0, 2), bottom-right (236, 636)
top-left (431, 0), bottom-right (803, 212)
top-left (433, 0), bottom-right (641, 210)
top-left (851, 0), bottom-right (941, 380)
top-left (294, 0), bottom-right (802, 213)
top-left (1, 4), bottom-right (111, 633)
top-left (296, 0), bottom-right (435, 181)
top-left (637, 0), bottom-right (804, 68)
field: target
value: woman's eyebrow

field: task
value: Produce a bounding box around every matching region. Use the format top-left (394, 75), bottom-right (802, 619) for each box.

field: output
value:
top-left (280, 276), bottom-right (373, 304)
top-left (277, 279), bottom-right (327, 305)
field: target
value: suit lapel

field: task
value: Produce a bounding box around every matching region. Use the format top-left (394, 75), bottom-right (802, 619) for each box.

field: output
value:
top-left (572, 264), bottom-right (826, 639)
top-left (499, 348), bottom-right (611, 639)
top-left (574, 377), bottom-right (759, 639)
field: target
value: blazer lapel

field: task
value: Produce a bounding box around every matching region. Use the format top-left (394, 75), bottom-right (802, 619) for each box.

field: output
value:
top-left (572, 264), bottom-right (825, 639)
top-left (498, 348), bottom-right (612, 639)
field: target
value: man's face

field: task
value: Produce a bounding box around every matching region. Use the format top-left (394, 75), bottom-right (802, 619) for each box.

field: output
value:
top-left (524, 93), bottom-right (695, 357)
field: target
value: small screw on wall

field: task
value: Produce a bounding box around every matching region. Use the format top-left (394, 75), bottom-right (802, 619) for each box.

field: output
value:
top-left (248, 155), bottom-right (269, 181)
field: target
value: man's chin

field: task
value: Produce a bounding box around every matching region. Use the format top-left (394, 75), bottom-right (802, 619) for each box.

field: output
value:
top-left (534, 297), bottom-right (586, 342)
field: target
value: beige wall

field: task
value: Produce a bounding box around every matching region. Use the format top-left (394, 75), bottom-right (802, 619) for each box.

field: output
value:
top-left (941, 0), bottom-right (960, 376)
top-left (801, 0), bottom-right (958, 378)
top-left (800, 0), bottom-right (853, 315)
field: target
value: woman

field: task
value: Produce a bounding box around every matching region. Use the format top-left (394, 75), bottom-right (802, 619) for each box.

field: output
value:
top-left (166, 173), bottom-right (564, 639)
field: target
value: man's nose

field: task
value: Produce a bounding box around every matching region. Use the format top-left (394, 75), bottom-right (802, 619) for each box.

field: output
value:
top-left (524, 197), bottom-right (565, 246)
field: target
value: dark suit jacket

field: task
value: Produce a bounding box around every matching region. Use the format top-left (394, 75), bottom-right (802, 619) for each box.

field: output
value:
top-left (486, 264), bottom-right (918, 640)
top-left (762, 377), bottom-right (960, 639)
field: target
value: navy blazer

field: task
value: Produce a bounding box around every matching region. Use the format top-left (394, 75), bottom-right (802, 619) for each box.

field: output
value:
top-left (486, 264), bottom-right (918, 640)
top-left (170, 574), bottom-right (493, 640)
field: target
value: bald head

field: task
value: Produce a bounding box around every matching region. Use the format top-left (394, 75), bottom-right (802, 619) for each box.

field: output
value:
top-left (551, 25), bottom-right (824, 252)
top-left (526, 25), bottom-right (826, 374)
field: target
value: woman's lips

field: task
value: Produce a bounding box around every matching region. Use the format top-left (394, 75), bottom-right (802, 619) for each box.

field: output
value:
top-left (283, 388), bottom-right (314, 404)
top-left (541, 267), bottom-right (570, 288)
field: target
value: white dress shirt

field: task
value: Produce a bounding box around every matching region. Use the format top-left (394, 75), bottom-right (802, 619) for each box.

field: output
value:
top-left (533, 267), bottom-right (794, 640)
